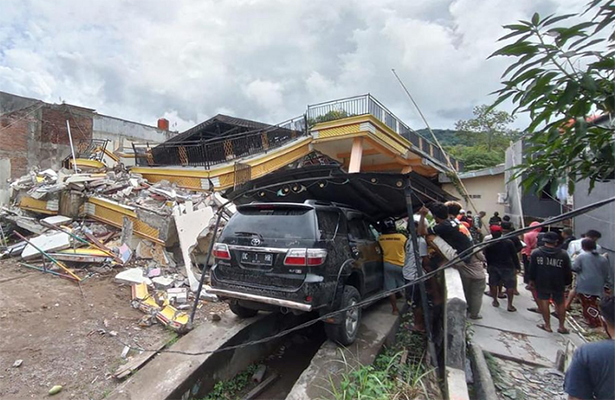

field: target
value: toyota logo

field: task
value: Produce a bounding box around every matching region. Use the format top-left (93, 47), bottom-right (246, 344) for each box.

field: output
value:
top-left (250, 238), bottom-right (261, 246)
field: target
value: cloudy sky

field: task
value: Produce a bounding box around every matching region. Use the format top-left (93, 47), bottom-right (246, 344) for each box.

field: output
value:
top-left (0, 0), bottom-right (587, 132)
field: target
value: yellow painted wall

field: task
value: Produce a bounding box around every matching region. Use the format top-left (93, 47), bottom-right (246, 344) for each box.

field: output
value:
top-left (442, 173), bottom-right (506, 217)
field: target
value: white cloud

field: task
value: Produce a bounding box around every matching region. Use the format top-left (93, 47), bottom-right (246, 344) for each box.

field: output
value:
top-left (0, 0), bottom-right (588, 131)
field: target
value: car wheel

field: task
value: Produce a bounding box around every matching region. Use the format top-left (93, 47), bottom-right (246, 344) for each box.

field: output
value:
top-left (324, 285), bottom-right (361, 345)
top-left (229, 301), bottom-right (259, 318)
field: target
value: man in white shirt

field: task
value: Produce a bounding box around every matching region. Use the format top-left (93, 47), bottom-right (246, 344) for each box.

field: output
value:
top-left (568, 230), bottom-right (602, 260)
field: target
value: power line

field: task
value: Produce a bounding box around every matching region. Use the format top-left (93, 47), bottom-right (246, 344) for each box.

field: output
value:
top-left (88, 194), bottom-right (615, 357)
top-left (0, 103), bottom-right (45, 133)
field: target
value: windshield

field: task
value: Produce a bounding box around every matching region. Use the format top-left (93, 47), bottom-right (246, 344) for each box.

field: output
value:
top-left (221, 206), bottom-right (317, 241)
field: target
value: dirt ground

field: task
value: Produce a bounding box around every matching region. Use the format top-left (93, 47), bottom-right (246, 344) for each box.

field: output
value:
top-left (0, 259), bottom-right (228, 400)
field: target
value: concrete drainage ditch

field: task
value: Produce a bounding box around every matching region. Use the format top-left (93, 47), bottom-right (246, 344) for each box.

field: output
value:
top-left (109, 298), bottom-right (406, 400)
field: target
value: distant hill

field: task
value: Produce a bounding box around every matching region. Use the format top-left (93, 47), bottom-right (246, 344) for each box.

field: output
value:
top-left (416, 128), bottom-right (469, 147)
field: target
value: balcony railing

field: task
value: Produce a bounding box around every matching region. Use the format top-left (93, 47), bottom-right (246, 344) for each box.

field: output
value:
top-left (136, 115), bottom-right (308, 168)
top-left (307, 94), bottom-right (463, 171)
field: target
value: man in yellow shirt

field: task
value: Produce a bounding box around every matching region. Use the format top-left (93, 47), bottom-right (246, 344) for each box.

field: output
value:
top-left (379, 219), bottom-right (407, 314)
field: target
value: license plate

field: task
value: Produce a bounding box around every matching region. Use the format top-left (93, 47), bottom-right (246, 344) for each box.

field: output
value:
top-left (241, 252), bottom-right (273, 266)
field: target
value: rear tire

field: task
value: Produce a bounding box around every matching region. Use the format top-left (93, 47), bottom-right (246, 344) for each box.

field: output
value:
top-left (229, 301), bottom-right (259, 318)
top-left (324, 285), bottom-right (361, 345)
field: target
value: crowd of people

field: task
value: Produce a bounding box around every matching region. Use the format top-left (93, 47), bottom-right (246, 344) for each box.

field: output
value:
top-left (377, 201), bottom-right (613, 399)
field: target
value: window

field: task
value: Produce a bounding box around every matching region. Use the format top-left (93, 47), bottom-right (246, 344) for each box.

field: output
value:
top-left (348, 217), bottom-right (370, 240)
top-left (317, 210), bottom-right (342, 240)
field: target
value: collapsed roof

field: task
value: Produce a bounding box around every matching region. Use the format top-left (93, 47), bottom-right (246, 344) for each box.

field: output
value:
top-left (224, 165), bottom-right (456, 221)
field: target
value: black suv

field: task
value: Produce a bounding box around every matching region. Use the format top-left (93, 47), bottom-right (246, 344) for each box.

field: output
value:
top-left (209, 200), bottom-right (384, 345)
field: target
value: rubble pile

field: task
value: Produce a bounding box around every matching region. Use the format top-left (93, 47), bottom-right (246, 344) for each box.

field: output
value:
top-left (1, 165), bottom-right (234, 333)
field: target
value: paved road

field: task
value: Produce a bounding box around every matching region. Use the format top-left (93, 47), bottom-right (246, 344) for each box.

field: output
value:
top-left (470, 275), bottom-right (585, 367)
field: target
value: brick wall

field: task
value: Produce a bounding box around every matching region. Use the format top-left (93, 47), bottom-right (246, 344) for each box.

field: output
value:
top-left (40, 105), bottom-right (93, 145)
top-left (0, 109), bottom-right (37, 179)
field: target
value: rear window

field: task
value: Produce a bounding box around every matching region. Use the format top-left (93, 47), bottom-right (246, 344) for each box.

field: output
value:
top-left (222, 206), bottom-right (316, 240)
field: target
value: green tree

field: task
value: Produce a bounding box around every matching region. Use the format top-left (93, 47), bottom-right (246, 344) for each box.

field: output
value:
top-left (489, 0), bottom-right (615, 193)
top-left (455, 105), bottom-right (518, 152)
top-left (447, 145), bottom-right (503, 170)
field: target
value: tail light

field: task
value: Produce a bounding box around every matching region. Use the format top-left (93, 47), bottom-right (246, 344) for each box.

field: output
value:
top-left (212, 243), bottom-right (231, 260)
top-left (284, 248), bottom-right (327, 266)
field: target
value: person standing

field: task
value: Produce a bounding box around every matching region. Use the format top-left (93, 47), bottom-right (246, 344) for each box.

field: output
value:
top-left (568, 230), bottom-right (603, 260)
top-left (564, 296), bottom-right (615, 400)
top-left (484, 225), bottom-right (520, 312)
top-left (403, 219), bottom-right (429, 332)
top-left (572, 239), bottom-right (612, 328)
top-left (418, 202), bottom-right (486, 320)
top-left (565, 230), bottom-right (604, 310)
top-left (522, 221), bottom-right (542, 285)
top-left (529, 232), bottom-right (573, 334)
top-left (488, 211), bottom-right (502, 226)
top-left (471, 211), bottom-right (486, 243)
top-left (560, 228), bottom-right (576, 251)
top-left (501, 221), bottom-right (523, 296)
top-left (444, 201), bottom-right (473, 241)
top-left (379, 219), bottom-right (407, 315)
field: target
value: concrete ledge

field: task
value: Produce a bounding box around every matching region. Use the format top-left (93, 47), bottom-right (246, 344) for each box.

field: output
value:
top-left (109, 311), bottom-right (300, 400)
top-left (444, 268), bottom-right (467, 371)
top-left (445, 367), bottom-right (470, 400)
top-left (443, 268), bottom-right (470, 400)
top-left (468, 342), bottom-right (497, 400)
top-left (286, 299), bottom-right (405, 400)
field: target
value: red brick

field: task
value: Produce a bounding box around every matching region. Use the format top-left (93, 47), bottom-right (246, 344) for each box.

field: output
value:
top-left (0, 115), bottom-right (29, 152)
top-left (41, 106), bottom-right (92, 145)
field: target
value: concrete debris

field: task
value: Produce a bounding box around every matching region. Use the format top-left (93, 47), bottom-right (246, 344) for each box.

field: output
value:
top-left (21, 230), bottom-right (71, 260)
top-left (115, 268), bottom-right (152, 285)
top-left (152, 276), bottom-right (175, 289)
top-left (12, 359), bottom-right (23, 368)
top-left (1, 162), bottom-right (231, 333)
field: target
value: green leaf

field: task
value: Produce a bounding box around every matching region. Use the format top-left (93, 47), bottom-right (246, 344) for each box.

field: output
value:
top-left (581, 73), bottom-right (598, 94)
top-left (489, 41), bottom-right (537, 58)
top-left (532, 12), bottom-right (540, 26)
top-left (555, 80), bottom-right (580, 109)
top-left (542, 13), bottom-right (576, 26)
top-left (589, 57), bottom-right (615, 70)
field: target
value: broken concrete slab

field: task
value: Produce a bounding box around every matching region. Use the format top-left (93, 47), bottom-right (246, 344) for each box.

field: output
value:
top-left (151, 276), bottom-right (174, 289)
top-left (41, 215), bottom-right (72, 226)
top-left (173, 206), bottom-right (214, 292)
top-left (115, 268), bottom-right (151, 285)
top-left (21, 231), bottom-right (72, 260)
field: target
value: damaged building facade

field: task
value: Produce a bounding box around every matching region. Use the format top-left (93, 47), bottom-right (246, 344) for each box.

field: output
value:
top-left (0, 91), bottom-right (174, 204)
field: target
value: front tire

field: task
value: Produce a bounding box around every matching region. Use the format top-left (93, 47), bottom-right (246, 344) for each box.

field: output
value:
top-left (324, 285), bottom-right (361, 345)
top-left (229, 301), bottom-right (259, 318)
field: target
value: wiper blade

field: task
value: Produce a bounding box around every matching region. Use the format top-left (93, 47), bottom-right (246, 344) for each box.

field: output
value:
top-left (234, 231), bottom-right (258, 236)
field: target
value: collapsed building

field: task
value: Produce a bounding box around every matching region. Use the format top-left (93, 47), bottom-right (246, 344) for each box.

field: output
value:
top-left (0, 91), bottom-right (461, 334)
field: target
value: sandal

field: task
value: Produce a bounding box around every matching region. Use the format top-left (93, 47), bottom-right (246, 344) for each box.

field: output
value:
top-left (507, 306), bottom-right (517, 312)
top-left (498, 293), bottom-right (507, 299)
top-left (492, 300), bottom-right (500, 308)
top-left (537, 324), bottom-right (553, 333)
top-left (558, 328), bottom-right (570, 335)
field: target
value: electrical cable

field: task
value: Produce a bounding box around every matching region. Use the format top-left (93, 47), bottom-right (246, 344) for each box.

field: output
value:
top-left (391, 69), bottom-right (481, 215)
top-left (0, 103), bottom-right (45, 133)
top-left (88, 194), bottom-right (615, 357)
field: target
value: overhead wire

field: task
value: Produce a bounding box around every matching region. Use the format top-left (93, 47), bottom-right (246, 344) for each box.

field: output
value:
top-left (86, 194), bottom-right (615, 357)
top-left (391, 69), bottom-right (483, 215)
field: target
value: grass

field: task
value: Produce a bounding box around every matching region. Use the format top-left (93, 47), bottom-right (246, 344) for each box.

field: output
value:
top-left (199, 364), bottom-right (258, 400)
top-left (322, 314), bottom-right (436, 400)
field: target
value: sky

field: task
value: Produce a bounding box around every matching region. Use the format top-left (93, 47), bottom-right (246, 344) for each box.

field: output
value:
top-left (0, 0), bottom-right (588, 132)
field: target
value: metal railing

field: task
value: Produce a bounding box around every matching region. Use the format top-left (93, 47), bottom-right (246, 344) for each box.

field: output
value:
top-left (307, 94), bottom-right (462, 171)
top-left (142, 115), bottom-right (308, 168)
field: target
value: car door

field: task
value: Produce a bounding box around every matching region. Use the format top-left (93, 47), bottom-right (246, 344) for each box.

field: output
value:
top-left (347, 213), bottom-right (382, 294)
